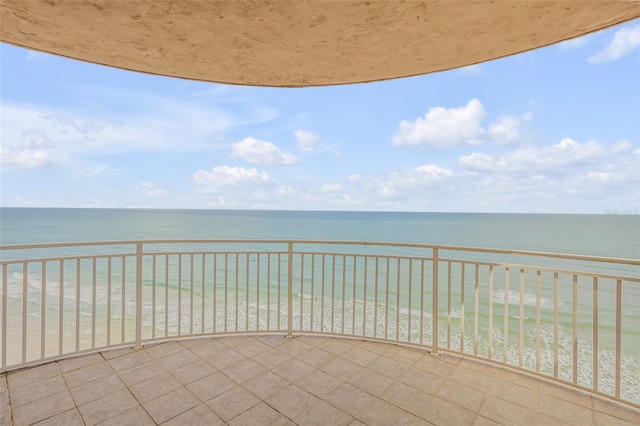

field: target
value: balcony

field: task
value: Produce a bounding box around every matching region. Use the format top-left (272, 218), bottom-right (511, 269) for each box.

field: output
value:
top-left (1, 240), bottom-right (639, 424)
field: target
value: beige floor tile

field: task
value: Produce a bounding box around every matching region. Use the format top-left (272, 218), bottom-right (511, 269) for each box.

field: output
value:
top-left (479, 394), bottom-right (534, 426)
top-left (1, 390), bottom-right (9, 412)
top-left (436, 377), bottom-right (487, 412)
top-left (0, 374), bottom-right (7, 393)
top-left (242, 371), bottom-right (290, 400)
top-left (57, 353), bottom-right (103, 373)
top-left (222, 358), bottom-right (267, 384)
top-left (382, 381), bottom-right (433, 420)
top-left (78, 388), bottom-right (138, 426)
top-left (97, 406), bottom-right (155, 426)
top-left (320, 357), bottom-right (364, 380)
top-left (489, 377), bottom-right (539, 409)
top-left (206, 385), bottom-right (259, 421)
top-left (348, 368), bottom-right (395, 397)
top-left (12, 390), bottom-right (75, 425)
top-left (107, 349), bottom-right (153, 372)
top-left (266, 384), bottom-right (320, 419)
top-left (592, 398), bottom-right (640, 424)
top-left (205, 347), bottom-right (246, 370)
top-left (459, 357), bottom-right (501, 376)
top-left (473, 415), bottom-right (501, 426)
top-left (299, 346), bottom-right (336, 368)
top-left (157, 349), bottom-right (200, 371)
top-left (533, 412), bottom-right (573, 425)
top-left (33, 408), bottom-right (83, 426)
top-left (324, 383), bottom-right (377, 417)
top-left (536, 393), bottom-right (593, 426)
top-left (180, 337), bottom-right (213, 348)
top-left (297, 335), bottom-right (329, 347)
top-left (100, 346), bottom-right (134, 360)
top-left (228, 402), bottom-right (294, 426)
top-left (129, 372), bottom-right (182, 403)
top-left (422, 396), bottom-right (477, 426)
top-left (170, 358), bottom-right (216, 385)
top-left (257, 334), bottom-right (288, 348)
top-left (367, 355), bottom-right (409, 378)
top-left (277, 339), bottom-right (313, 357)
top-left (293, 399), bottom-right (354, 426)
top-left (69, 373), bottom-right (125, 406)
top-left (63, 361), bottom-right (113, 388)
top-left (0, 409), bottom-right (11, 426)
top-left (593, 410), bottom-right (638, 426)
top-left (357, 340), bottom-right (389, 355)
top-left (7, 363), bottom-right (59, 389)
top-left (117, 360), bottom-right (167, 386)
top-left (297, 369), bottom-right (343, 398)
top-left (413, 354), bottom-right (456, 377)
top-left (381, 344), bottom-right (425, 365)
top-left (450, 365), bottom-right (496, 391)
top-left (540, 382), bottom-right (592, 409)
top-left (358, 398), bottom-right (431, 425)
top-left (190, 339), bottom-right (228, 358)
top-left (252, 348), bottom-right (293, 369)
top-left (272, 358), bottom-right (316, 382)
top-left (496, 368), bottom-right (542, 391)
top-left (234, 339), bottom-right (270, 358)
top-left (142, 387), bottom-right (200, 424)
top-left (220, 335), bottom-right (249, 348)
top-left (163, 404), bottom-right (224, 426)
top-left (341, 346), bottom-right (380, 366)
top-left (9, 375), bottom-right (66, 408)
top-left (144, 341), bottom-right (184, 359)
top-left (319, 338), bottom-right (357, 356)
top-left (186, 371), bottom-right (236, 401)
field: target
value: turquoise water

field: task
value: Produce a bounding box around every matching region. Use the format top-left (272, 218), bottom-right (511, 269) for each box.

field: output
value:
top-left (1, 208), bottom-right (639, 401)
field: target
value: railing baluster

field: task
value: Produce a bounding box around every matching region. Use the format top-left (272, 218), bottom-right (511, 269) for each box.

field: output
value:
top-left (92, 258), bottom-right (97, 349)
top-left (321, 254), bottom-right (326, 333)
top-left (277, 253), bottom-right (281, 331)
top-left (190, 254), bottom-right (195, 336)
top-left (396, 258), bottom-right (400, 341)
top-left (246, 253), bottom-right (250, 332)
top-left (178, 254), bottom-right (183, 336)
top-left (553, 272), bottom-right (559, 378)
top-left (59, 260), bottom-right (64, 354)
top-left (488, 265), bottom-right (493, 360)
top-left (152, 255), bottom-right (157, 339)
top-left (235, 253), bottom-right (239, 333)
top-left (300, 253), bottom-right (305, 332)
top-left (460, 262), bottom-right (465, 353)
top-left (75, 259), bottom-right (80, 353)
top-left (213, 254), bottom-right (218, 334)
top-left (474, 264), bottom-right (479, 356)
top-left (256, 253), bottom-right (260, 331)
top-left (593, 277), bottom-right (598, 392)
top-left (615, 279), bottom-right (622, 398)
top-left (385, 257), bottom-right (390, 340)
top-left (2, 265), bottom-right (7, 368)
top-left (164, 255), bottom-right (169, 337)
top-left (225, 254), bottom-right (228, 333)
top-left (201, 254), bottom-right (206, 334)
top-left (363, 256), bottom-right (368, 337)
top-left (519, 269), bottom-right (524, 368)
top-left (408, 258), bottom-right (413, 343)
top-left (420, 259), bottom-right (424, 345)
top-left (352, 255), bottom-right (357, 336)
top-left (374, 257), bottom-right (379, 339)
top-left (310, 254), bottom-right (315, 333)
top-left (503, 267), bottom-right (509, 363)
top-left (22, 262), bottom-right (27, 362)
top-left (447, 261), bottom-right (452, 349)
top-left (572, 274), bottom-right (578, 384)
top-left (332, 255), bottom-right (336, 334)
top-left (266, 253), bottom-right (270, 331)
top-left (121, 257), bottom-right (126, 343)
top-left (41, 261), bottom-right (46, 359)
top-left (287, 242), bottom-right (293, 337)
top-left (135, 244), bottom-right (143, 348)
top-left (535, 270), bottom-right (541, 372)
top-left (432, 248), bottom-right (439, 354)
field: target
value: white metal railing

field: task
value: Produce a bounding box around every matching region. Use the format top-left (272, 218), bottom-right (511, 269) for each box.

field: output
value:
top-left (1, 240), bottom-right (638, 408)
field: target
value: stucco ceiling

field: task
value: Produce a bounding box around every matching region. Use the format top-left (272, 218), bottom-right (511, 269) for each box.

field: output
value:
top-left (2, 1), bottom-right (639, 87)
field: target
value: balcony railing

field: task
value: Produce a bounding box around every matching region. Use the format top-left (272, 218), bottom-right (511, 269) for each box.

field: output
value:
top-left (1, 240), bottom-right (638, 408)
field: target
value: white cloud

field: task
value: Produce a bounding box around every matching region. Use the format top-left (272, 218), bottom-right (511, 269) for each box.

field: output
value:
top-left (192, 165), bottom-right (273, 193)
top-left (557, 35), bottom-right (590, 50)
top-left (0, 148), bottom-right (57, 168)
top-left (489, 112), bottom-right (532, 144)
top-left (320, 183), bottom-right (343, 193)
top-left (231, 137), bottom-right (298, 165)
top-left (295, 130), bottom-right (320, 152)
top-left (588, 26), bottom-right (640, 63)
top-left (392, 99), bottom-right (485, 147)
top-left (139, 181), bottom-right (169, 198)
top-left (459, 138), bottom-right (615, 172)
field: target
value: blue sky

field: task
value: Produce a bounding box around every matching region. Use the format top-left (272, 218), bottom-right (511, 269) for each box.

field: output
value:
top-left (1, 20), bottom-right (639, 213)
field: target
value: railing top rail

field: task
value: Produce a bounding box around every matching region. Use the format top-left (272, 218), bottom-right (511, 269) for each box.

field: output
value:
top-left (0, 239), bottom-right (638, 266)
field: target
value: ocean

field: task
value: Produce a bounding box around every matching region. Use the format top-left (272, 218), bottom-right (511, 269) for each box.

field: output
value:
top-left (1, 208), bottom-right (639, 402)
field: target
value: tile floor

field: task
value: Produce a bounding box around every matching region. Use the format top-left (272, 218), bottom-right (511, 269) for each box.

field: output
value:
top-left (1, 335), bottom-right (639, 425)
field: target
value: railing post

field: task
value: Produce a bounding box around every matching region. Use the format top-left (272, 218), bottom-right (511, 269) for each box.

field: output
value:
top-left (432, 248), bottom-right (439, 354)
top-left (135, 242), bottom-right (143, 348)
top-left (287, 242), bottom-right (294, 337)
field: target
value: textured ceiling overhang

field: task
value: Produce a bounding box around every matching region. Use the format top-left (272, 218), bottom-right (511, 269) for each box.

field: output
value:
top-left (2, 1), bottom-right (640, 87)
